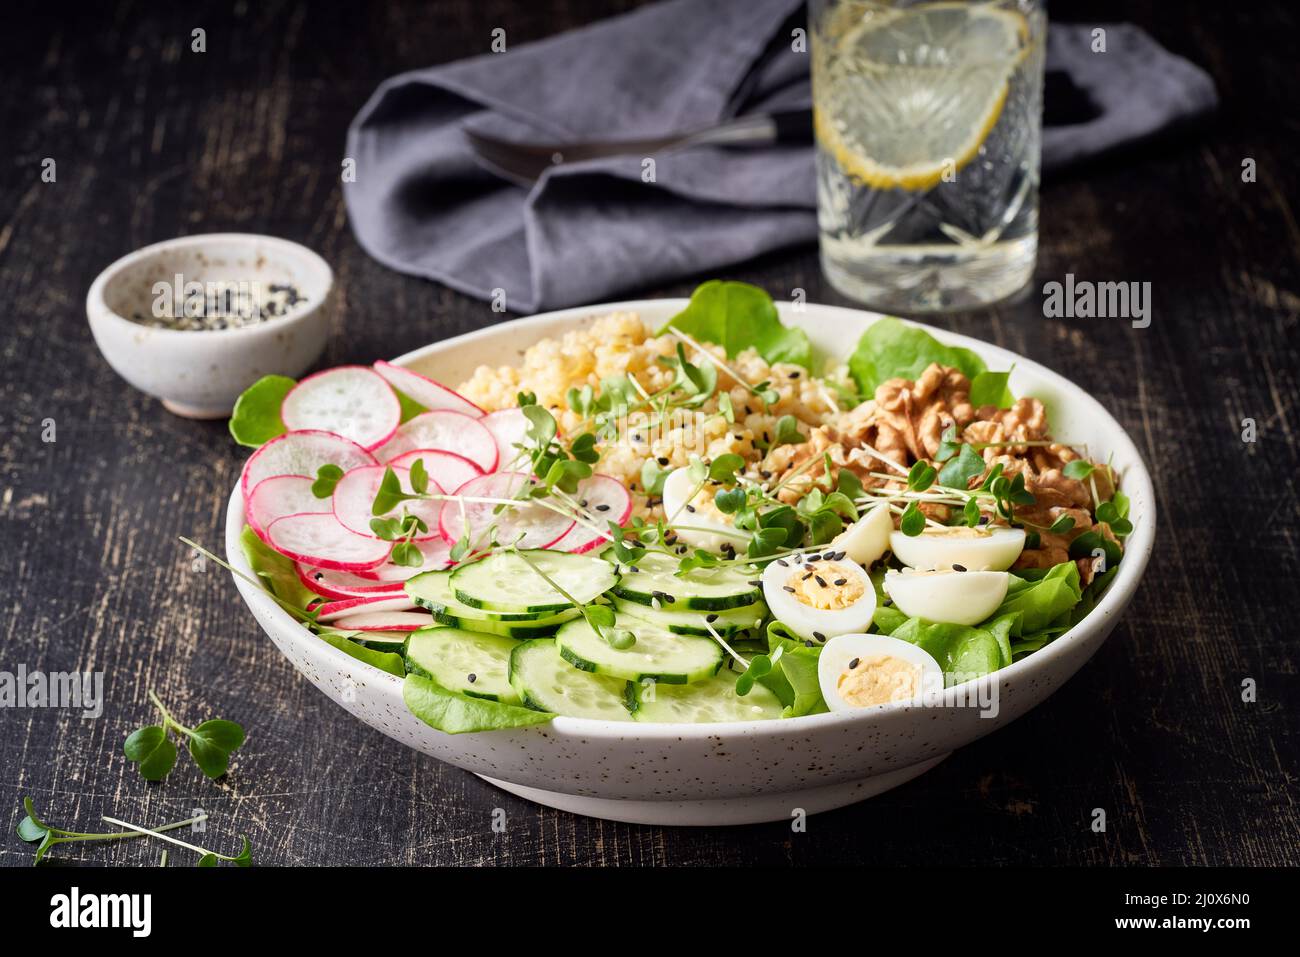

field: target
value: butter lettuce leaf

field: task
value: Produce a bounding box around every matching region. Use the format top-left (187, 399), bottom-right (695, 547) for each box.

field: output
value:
top-left (848, 318), bottom-right (987, 396)
top-left (229, 374), bottom-right (295, 448)
top-left (403, 673), bottom-right (554, 734)
top-left (886, 616), bottom-right (1010, 684)
top-left (660, 281), bottom-right (813, 369)
top-left (319, 631), bottom-right (405, 677)
top-left (760, 622), bottom-right (829, 717)
top-left (239, 525), bottom-right (318, 611)
top-left (994, 562), bottom-right (1082, 635)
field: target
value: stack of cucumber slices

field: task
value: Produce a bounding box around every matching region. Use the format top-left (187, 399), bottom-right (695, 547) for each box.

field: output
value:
top-left (401, 549), bottom-right (782, 723)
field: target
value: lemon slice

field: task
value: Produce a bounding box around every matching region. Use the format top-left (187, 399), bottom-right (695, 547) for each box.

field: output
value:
top-left (814, 2), bottom-right (1031, 192)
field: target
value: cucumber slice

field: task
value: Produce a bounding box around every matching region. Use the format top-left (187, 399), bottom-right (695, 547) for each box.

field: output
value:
top-left (555, 618), bottom-right (723, 684)
top-left (508, 639), bottom-right (634, 721)
top-left (452, 550), bottom-right (619, 613)
top-left (631, 669), bottom-right (785, 723)
top-left (606, 549), bottom-right (762, 611)
top-left (408, 570), bottom-right (579, 637)
top-left (612, 596), bottom-right (768, 637)
top-left (404, 627), bottom-right (520, 705)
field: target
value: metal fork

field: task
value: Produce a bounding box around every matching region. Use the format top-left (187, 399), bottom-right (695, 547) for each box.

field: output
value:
top-left (463, 108), bottom-right (811, 187)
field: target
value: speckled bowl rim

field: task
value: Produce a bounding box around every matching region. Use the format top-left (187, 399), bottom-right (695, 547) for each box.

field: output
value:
top-left (226, 299), bottom-right (1155, 740)
top-left (86, 232), bottom-right (333, 339)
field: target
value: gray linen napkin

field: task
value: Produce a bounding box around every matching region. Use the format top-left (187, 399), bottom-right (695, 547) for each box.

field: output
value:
top-left (344, 0), bottom-right (1217, 312)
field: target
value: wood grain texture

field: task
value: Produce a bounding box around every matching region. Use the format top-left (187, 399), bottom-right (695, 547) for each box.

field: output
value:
top-left (0, 0), bottom-right (1296, 867)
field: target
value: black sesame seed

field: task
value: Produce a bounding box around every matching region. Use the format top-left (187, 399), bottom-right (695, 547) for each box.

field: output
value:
top-left (580, 499), bottom-right (588, 508)
top-left (676, 545), bottom-right (688, 554)
top-left (629, 566), bottom-right (640, 573)
top-left (596, 504), bottom-right (610, 511)
top-left (657, 457), bottom-right (669, 466)
top-left (813, 631), bottom-right (826, 642)
top-left (314, 573), bottom-right (323, 581)
top-left (777, 559), bottom-right (789, 567)
top-left (467, 673), bottom-right (477, 683)
top-left (685, 504), bottom-right (696, 513)
top-left (706, 613), bottom-right (719, 623)
top-left (783, 586), bottom-right (796, 593)
top-left (806, 553), bottom-right (822, 562)
top-left (788, 371), bottom-right (800, 379)
top-left (815, 575), bottom-right (827, 588)
top-left (760, 470), bottom-right (772, 479)
top-left (848, 657), bottom-right (860, 670)
top-left (805, 640), bottom-right (814, 648)
top-left (664, 593), bottom-right (677, 603)
top-left (802, 572), bottom-right (813, 581)
top-left (804, 564), bottom-right (816, 572)
top-left (953, 563), bottom-right (967, 572)
top-left (833, 578), bottom-right (847, 587)
top-left (747, 580), bottom-right (762, 587)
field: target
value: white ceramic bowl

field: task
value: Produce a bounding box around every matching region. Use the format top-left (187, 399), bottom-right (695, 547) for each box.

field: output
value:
top-left (87, 233), bottom-right (333, 418)
top-left (224, 300), bottom-right (1155, 825)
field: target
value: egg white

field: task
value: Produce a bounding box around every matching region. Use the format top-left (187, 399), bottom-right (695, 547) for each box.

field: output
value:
top-left (889, 526), bottom-right (1026, 571)
top-left (883, 568), bottom-right (1009, 626)
top-left (831, 502), bottom-right (894, 566)
top-left (661, 467), bottom-right (741, 553)
top-left (761, 555), bottom-right (877, 641)
top-left (817, 633), bottom-right (943, 712)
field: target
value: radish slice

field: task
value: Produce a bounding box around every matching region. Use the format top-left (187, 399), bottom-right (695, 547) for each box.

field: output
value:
top-left (549, 474), bottom-right (634, 554)
top-left (356, 538), bottom-right (455, 582)
top-left (296, 564), bottom-right (406, 599)
top-left (331, 610), bottom-right (433, 633)
top-left (247, 476), bottom-right (331, 542)
top-left (266, 513), bottom-right (391, 571)
top-left (387, 449), bottom-right (483, 494)
top-left (439, 471), bottom-right (574, 550)
top-left (481, 408), bottom-right (532, 471)
top-left (332, 465), bottom-right (444, 541)
top-left (373, 360), bottom-right (484, 418)
top-left (280, 366), bottom-right (402, 450)
top-left (375, 411), bottom-right (498, 472)
top-left (241, 430), bottom-right (376, 502)
top-left (314, 594), bottom-right (419, 622)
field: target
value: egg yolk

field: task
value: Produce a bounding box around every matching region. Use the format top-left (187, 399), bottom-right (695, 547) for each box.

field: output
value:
top-left (837, 655), bottom-right (921, 707)
top-left (785, 562), bottom-right (864, 610)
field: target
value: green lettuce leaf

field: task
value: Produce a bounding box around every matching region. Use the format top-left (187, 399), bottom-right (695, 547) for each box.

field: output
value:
top-left (760, 622), bottom-right (829, 717)
top-left (994, 562), bottom-right (1082, 635)
top-left (228, 375), bottom-right (295, 448)
top-left (239, 525), bottom-right (318, 611)
top-left (848, 318), bottom-right (987, 396)
top-left (660, 281), bottom-right (813, 369)
top-left (319, 632), bottom-right (405, 677)
top-left (886, 617), bottom-right (1006, 685)
top-left (403, 673), bottom-right (554, 734)
top-left (969, 369), bottom-right (1015, 408)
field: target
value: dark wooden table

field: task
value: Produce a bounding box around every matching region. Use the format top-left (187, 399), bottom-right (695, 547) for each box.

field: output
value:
top-left (2, 0), bottom-right (1296, 867)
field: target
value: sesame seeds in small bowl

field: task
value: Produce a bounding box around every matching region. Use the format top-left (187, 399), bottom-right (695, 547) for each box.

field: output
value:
top-left (86, 233), bottom-right (333, 418)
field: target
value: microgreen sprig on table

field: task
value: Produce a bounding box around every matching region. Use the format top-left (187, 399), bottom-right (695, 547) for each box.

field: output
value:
top-left (16, 797), bottom-right (250, 867)
top-left (123, 690), bottom-right (246, 782)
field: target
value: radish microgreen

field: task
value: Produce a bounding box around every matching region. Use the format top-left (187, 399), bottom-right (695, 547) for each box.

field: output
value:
top-left (311, 463), bottom-right (344, 498)
top-left (1062, 459), bottom-right (1095, 480)
top-left (124, 689), bottom-right (246, 782)
top-left (511, 547), bottom-right (635, 648)
top-left (15, 797), bottom-right (241, 867)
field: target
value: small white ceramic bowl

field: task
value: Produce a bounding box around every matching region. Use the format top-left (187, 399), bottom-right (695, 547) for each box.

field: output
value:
top-left (225, 299), bottom-right (1155, 826)
top-left (87, 233), bottom-right (333, 418)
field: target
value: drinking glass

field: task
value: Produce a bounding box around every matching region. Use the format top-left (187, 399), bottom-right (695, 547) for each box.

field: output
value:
top-left (811, 0), bottom-right (1047, 312)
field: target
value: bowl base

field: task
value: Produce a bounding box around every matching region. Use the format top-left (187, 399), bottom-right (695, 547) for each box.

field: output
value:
top-left (162, 398), bottom-right (232, 419)
top-left (479, 755), bottom-right (948, 826)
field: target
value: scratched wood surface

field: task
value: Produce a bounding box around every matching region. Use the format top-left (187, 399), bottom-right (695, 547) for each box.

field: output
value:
top-left (0, 0), bottom-right (1296, 867)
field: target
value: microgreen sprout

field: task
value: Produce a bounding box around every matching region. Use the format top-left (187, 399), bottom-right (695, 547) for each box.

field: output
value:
top-left (124, 689), bottom-right (246, 782)
top-left (510, 547), bottom-right (633, 649)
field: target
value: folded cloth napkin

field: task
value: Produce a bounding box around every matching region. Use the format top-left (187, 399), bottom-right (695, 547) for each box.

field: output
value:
top-left (344, 0), bottom-right (1217, 312)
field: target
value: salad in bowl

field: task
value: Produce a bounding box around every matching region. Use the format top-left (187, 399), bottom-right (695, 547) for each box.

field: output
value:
top-left (228, 281), bottom-right (1133, 737)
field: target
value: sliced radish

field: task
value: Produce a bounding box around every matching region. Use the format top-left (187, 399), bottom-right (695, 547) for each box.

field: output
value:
top-left (375, 411), bottom-right (498, 472)
top-left (280, 366), bottom-right (402, 451)
top-left (241, 430), bottom-right (376, 502)
top-left (296, 564), bottom-right (406, 599)
top-left (439, 471), bottom-right (574, 550)
top-left (265, 512), bottom-right (391, 571)
top-left (355, 538), bottom-right (456, 582)
top-left (314, 594), bottom-right (419, 622)
top-left (373, 360), bottom-right (484, 418)
top-left (332, 465), bottom-right (444, 541)
top-left (387, 449), bottom-right (483, 494)
top-left (480, 408), bottom-right (532, 471)
top-left (331, 610), bottom-right (433, 633)
top-left (549, 474), bottom-right (634, 553)
top-left (247, 475), bottom-right (331, 542)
